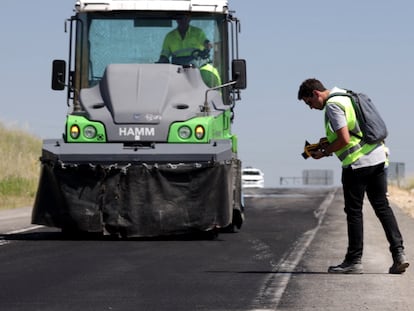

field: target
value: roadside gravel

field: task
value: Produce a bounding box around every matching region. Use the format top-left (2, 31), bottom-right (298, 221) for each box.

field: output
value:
top-left (388, 185), bottom-right (414, 218)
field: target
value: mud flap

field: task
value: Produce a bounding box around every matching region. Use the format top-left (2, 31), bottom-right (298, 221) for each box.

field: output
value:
top-left (32, 161), bottom-right (237, 237)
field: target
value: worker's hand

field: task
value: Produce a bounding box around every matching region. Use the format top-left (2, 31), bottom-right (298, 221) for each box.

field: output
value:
top-left (310, 149), bottom-right (325, 159)
top-left (319, 137), bottom-right (329, 148)
top-left (204, 40), bottom-right (212, 50)
top-left (192, 48), bottom-right (210, 60)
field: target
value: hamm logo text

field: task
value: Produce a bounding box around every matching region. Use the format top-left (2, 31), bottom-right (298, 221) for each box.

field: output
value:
top-left (119, 127), bottom-right (155, 140)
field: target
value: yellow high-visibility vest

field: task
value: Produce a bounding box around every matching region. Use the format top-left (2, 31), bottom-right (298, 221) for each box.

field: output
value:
top-left (200, 63), bottom-right (221, 88)
top-left (325, 94), bottom-right (377, 167)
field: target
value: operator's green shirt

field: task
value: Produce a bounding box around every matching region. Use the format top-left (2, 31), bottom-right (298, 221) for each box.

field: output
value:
top-left (160, 26), bottom-right (207, 65)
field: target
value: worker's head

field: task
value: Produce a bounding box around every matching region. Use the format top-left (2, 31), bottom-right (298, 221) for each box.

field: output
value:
top-left (297, 78), bottom-right (328, 110)
top-left (175, 14), bottom-right (191, 32)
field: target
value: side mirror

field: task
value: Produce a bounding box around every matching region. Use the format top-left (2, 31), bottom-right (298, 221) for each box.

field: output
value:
top-left (51, 59), bottom-right (66, 90)
top-left (232, 59), bottom-right (247, 90)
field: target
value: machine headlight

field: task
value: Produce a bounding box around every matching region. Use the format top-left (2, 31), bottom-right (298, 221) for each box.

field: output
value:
top-left (84, 125), bottom-right (97, 139)
top-left (70, 125), bottom-right (80, 139)
top-left (178, 126), bottom-right (192, 139)
top-left (195, 125), bottom-right (205, 140)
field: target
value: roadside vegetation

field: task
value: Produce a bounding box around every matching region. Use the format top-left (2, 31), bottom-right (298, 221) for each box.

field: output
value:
top-left (404, 178), bottom-right (414, 190)
top-left (0, 123), bottom-right (42, 210)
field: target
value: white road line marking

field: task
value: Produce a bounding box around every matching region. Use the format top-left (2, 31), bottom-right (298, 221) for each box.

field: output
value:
top-left (0, 225), bottom-right (45, 247)
top-left (249, 189), bottom-right (337, 311)
top-left (5, 225), bottom-right (44, 235)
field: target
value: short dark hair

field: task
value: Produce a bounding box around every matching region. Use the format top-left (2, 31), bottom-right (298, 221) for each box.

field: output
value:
top-left (297, 78), bottom-right (326, 100)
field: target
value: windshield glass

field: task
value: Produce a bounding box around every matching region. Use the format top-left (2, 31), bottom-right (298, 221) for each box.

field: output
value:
top-left (75, 12), bottom-right (228, 87)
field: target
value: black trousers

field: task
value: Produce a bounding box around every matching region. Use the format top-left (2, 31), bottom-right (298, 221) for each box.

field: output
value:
top-left (342, 162), bottom-right (404, 262)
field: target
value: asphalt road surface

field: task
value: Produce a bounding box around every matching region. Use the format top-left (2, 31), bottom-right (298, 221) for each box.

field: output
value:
top-left (0, 187), bottom-right (413, 311)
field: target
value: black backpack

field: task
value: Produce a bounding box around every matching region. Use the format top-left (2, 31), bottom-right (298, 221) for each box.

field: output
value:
top-left (327, 90), bottom-right (388, 144)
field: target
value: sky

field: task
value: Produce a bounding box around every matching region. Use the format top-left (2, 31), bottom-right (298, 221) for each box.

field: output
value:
top-left (1, 1), bottom-right (414, 187)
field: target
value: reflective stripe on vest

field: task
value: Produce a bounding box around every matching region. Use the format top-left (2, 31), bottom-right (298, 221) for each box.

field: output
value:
top-left (337, 141), bottom-right (366, 161)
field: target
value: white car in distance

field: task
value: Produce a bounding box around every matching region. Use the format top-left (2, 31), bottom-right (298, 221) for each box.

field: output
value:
top-left (242, 167), bottom-right (264, 188)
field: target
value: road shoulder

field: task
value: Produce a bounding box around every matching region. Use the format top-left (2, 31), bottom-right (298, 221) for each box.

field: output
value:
top-left (277, 189), bottom-right (413, 310)
top-left (0, 206), bottom-right (33, 234)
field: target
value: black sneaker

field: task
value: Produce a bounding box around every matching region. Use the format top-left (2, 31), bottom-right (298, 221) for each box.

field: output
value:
top-left (328, 261), bottom-right (363, 274)
top-left (389, 253), bottom-right (410, 274)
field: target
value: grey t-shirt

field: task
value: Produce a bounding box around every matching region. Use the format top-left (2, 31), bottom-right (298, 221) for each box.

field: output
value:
top-left (326, 87), bottom-right (385, 169)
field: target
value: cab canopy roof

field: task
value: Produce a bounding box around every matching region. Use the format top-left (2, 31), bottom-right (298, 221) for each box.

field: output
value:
top-left (75, 0), bottom-right (229, 13)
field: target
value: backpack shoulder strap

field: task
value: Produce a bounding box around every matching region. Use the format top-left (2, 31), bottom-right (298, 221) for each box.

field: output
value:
top-left (327, 89), bottom-right (354, 100)
top-left (326, 89), bottom-right (363, 140)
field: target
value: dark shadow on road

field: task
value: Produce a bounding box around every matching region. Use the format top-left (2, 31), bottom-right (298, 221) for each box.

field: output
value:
top-left (0, 230), bottom-right (228, 242)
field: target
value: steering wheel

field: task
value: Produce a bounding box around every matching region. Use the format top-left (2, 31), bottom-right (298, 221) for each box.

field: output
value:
top-left (191, 49), bottom-right (210, 60)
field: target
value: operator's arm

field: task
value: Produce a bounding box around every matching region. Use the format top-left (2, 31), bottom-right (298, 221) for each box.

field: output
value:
top-left (157, 31), bottom-right (173, 63)
top-left (192, 28), bottom-right (211, 58)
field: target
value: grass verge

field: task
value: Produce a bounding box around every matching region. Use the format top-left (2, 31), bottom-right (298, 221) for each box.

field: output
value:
top-left (0, 123), bottom-right (41, 210)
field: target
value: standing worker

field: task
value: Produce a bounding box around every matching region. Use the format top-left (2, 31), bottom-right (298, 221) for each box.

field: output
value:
top-left (297, 78), bottom-right (409, 274)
